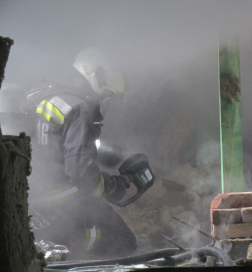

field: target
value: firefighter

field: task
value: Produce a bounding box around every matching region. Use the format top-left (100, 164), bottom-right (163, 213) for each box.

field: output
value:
top-left (26, 48), bottom-right (148, 259)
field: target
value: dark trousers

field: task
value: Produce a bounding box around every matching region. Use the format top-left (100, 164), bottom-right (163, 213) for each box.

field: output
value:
top-left (33, 195), bottom-right (137, 259)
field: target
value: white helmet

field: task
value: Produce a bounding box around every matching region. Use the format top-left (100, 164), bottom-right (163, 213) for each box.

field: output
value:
top-left (73, 48), bottom-right (126, 96)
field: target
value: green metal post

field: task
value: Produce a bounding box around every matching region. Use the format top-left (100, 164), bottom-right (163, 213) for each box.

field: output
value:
top-left (218, 21), bottom-right (244, 193)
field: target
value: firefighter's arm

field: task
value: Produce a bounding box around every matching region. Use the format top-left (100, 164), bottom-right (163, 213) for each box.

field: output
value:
top-left (62, 102), bottom-right (134, 201)
top-left (63, 102), bottom-right (102, 193)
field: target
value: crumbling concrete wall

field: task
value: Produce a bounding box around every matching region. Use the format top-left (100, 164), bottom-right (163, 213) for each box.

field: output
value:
top-left (0, 130), bottom-right (36, 272)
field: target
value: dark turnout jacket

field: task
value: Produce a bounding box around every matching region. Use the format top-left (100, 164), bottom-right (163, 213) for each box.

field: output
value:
top-left (29, 93), bottom-right (104, 206)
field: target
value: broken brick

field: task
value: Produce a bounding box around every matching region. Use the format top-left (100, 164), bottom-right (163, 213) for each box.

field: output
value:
top-left (211, 193), bottom-right (252, 209)
top-left (241, 208), bottom-right (252, 223)
top-left (211, 223), bottom-right (252, 239)
top-left (210, 208), bottom-right (242, 225)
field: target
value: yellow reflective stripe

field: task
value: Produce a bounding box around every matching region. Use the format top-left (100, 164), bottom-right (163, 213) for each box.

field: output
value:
top-left (49, 96), bottom-right (72, 116)
top-left (92, 228), bottom-right (101, 251)
top-left (36, 107), bottom-right (54, 123)
top-left (90, 175), bottom-right (104, 198)
top-left (84, 226), bottom-right (101, 252)
top-left (43, 184), bottom-right (77, 197)
top-left (41, 100), bottom-right (65, 120)
top-left (87, 226), bottom-right (96, 251)
top-left (84, 229), bottom-right (91, 251)
top-left (30, 185), bottom-right (79, 206)
top-left (36, 100), bottom-right (65, 127)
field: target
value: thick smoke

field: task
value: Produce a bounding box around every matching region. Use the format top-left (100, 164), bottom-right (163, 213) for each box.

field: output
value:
top-left (1, 0), bottom-right (252, 261)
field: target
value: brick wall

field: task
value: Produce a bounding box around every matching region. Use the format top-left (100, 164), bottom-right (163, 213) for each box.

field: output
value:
top-left (210, 193), bottom-right (252, 239)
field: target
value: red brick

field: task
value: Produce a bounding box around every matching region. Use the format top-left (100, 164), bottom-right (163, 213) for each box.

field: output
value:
top-left (211, 223), bottom-right (252, 239)
top-left (211, 193), bottom-right (252, 209)
top-left (210, 208), bottom-right (242, 225)
top-left (241, 208), bottom-right (252, 223)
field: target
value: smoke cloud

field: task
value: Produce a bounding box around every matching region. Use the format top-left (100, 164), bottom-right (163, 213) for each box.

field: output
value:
top-left (1, 0), bottom-right (252, 261)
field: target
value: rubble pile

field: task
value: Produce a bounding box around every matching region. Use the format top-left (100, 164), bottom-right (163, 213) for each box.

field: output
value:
top-left (113, 163), bottom-right (221, 252)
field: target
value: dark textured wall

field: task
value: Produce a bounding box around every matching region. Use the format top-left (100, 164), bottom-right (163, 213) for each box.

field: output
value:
top-left (0, 36), bottom-right (14, 88)
top-left (0, 130), bottom-right (36, 272)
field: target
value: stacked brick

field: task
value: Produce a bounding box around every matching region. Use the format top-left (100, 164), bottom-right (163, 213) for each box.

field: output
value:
top-left (211, 193), bottom-right (252, 238)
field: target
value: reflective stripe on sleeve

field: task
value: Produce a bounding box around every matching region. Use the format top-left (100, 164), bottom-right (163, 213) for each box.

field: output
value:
top-left (36, 100), bottom-right (65, 126)
top-left (84, 225), bottom-right (101, 252)
top-left (30, 185), bottom-right (79, 206)
top-left (90, 175), bottom-right (104, 198)
top-left (49, 96), bottom-right (72, 116)
top-left (36, 96), bottom-right (72, 127)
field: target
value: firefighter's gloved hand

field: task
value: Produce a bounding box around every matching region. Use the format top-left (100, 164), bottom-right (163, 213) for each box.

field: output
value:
top-left (119, 174), bottom-right (132, 188)
top-left (101, 171), bottom-right (132, 204)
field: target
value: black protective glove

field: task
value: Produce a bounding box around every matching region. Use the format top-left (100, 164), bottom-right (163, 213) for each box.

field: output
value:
top-left (101, 171), bottom-right (132, 204)
top-left (102, 154), bottom-right (155, 207)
